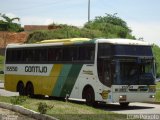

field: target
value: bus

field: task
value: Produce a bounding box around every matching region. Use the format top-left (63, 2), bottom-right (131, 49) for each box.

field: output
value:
top-left (4, 38), bottom-right (156, 106)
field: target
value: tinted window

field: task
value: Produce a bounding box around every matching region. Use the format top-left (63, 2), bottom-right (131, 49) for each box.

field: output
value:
top-left (6, 44), bottom-right (95, 64)
top-left (98, 44), bottom-right (112, 58)
top-left (114, 45), bottom-right (153, 57)
top-left (79, 45), bottom-right (95, 61)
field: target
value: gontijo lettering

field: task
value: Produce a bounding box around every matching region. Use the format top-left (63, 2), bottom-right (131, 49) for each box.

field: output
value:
top-left (25, 66), bottom-right (47, 73)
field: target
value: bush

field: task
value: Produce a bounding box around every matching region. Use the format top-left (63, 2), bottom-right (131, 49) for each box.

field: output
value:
top-left (10, 96), bottom-right (27, 105)
top-left (152, 45), bottom-right (160, 77)
top-left (26, 27), bottom-right (104, 43)
top-left (38, 102), bottom-right (54, 114)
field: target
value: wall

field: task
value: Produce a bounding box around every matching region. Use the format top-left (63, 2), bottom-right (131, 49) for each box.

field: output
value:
top-left (24, 25), bottom-right (61, 31)
top-left (0, 32), bottom-right (28, 55)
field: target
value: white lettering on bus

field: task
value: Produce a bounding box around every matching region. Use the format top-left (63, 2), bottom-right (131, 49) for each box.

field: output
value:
top-left (25, 66), bottom-right (47, 73)
top-left (6, 66), bottom-right (18, 71)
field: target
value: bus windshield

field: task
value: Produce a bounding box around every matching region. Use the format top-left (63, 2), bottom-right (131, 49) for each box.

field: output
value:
top-left (98, 43), bottom-right (155, 86)
top-left (114, 59), bottom-right (155, 85)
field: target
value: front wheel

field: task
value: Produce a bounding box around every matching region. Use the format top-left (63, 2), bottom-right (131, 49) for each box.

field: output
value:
top-left (83, 87), bottom-right (95, 106)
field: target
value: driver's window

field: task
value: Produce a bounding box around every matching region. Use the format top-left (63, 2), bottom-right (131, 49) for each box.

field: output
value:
top-left (97, 59), bottom-right (112, 87)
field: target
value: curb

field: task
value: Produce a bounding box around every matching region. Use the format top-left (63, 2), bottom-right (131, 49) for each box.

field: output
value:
top-left (0, 102), bottom-right (58, 120)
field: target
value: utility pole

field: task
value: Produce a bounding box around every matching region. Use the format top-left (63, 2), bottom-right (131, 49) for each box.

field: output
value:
top-left (88, 0), bottom-right (90, 22)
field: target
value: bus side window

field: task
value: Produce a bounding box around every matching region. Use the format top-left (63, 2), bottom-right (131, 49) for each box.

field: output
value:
top-left (63, 47), bottom-right (72, 61)
top-left (78, 45), bottom-right (95, 61)
top-left (56, 48), bottom-right (63, 61)
top-left (39, 49), bottom-right (47, 61)
top-left (71, 47), bottom-right (78, 61)
top-left (23, 49), bottom-right (30, 62)
top-left (48, 48), bottom-right (56, 61)
top-left (27, 49), bottom-right (33, 62)
top-left (6, 49), bottom-right (14, 62)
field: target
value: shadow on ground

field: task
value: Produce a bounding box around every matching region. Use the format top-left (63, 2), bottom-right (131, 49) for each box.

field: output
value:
top-left (68, 100), bottom-right (155, 112)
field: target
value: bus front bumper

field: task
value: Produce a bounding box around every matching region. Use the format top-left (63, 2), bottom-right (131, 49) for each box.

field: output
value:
top-left (111, 92), bottom-right (155, 103)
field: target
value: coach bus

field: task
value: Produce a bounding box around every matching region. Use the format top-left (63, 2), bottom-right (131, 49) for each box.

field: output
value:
top-left (4, 38), bottom-right (156, 106)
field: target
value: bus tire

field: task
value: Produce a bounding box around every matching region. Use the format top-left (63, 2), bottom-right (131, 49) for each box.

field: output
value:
top-left (26, 82), bottom-right (34, 98)
top-left (120, 102), bottom-right (129, 107)
top-left (83, 86), bottom-right (95, 106)
top-left (17, 82), bottom-right (25, 96)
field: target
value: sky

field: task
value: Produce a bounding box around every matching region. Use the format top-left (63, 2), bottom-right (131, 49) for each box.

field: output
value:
top-left (0, 0), bottom-right (160, 46)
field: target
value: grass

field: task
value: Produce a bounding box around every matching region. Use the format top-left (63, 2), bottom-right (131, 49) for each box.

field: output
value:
top-left (0, 55), bottom-right (4, 71)
top-left (0, 55), bottom-right (4, 82)
top-left (0, 74), bottom-right (4, 82)
top-left (156, 82), bottom-right (160, 102)
top-left (0, 96), bottom-right (126, 120)
top-left (156, 82), bottom-right (160, 89)
top-left (156, 91), bottom-right (160, 102)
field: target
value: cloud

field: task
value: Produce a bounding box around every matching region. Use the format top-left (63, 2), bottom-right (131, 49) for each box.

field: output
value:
top-left (1, 12), bottom-right (86, 27)
top-left (44, 19), bottom-right (53, 25)
top-left (20, 16), bottom-right (53, 26)
top-left (52, 18), bottom-right (86, 27)
top-left (128, 21), bottom-right (160, 46)
top-left (5, 13), bottom-right (17, 18)
top-left (0, 13), bottom-right (20, 23)
top-left (20, 16), bottom-right (86, 27)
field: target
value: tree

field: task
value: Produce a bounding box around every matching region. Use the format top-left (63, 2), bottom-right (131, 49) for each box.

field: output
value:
top-left (1, 14), bottom-right (20, 23)
top-left (152, 44), bottom-right (160, 77)
top-left (0, 13), bottom-right (23, 32)
top-left (84, 13), bottom-right (135, 39)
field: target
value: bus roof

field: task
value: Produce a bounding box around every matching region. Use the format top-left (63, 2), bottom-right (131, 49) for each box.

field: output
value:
top-left (97, 38), bottom-right (150, 46)
top-left (6, 38), bottom-right (151, 48)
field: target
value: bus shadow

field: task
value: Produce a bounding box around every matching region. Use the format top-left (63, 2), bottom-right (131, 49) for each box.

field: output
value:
top-left (96, 103), bottom-right (155, 111)
top-left (68, 100), bottom-right (155, 111)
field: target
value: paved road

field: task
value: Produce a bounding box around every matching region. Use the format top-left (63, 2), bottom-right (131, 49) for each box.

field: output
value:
top-left (0, 82), bottom-right (4, 88)
top-left (0, 83), bottom-right (19, 96)
top-left (98, 102), bottom-right (160, 114)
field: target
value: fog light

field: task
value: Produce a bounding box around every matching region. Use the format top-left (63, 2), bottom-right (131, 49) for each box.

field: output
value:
top-left (119, 95), bottom-right (123, 99)
top-left (150, 95), bottom-right (155, 98)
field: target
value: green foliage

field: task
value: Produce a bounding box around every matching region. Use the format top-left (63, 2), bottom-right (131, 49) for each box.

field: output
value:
top-left (0, 55), bottom-right (4, 71)
top-left (10, 96), bottom-right (27, 105)
top-left (0, 13), bottom-right (23, 32)
top-left (26, 13), bottom-right (135, 43)
top-left (157, 82), bottom-right (160, 88)
top-left (152, 45), bottom-right (160, 77)
top-left (38, 102), bottom-right (54, 114)
top-left (26, 26), bottom-right (104, 43)
top-left (84, 13), bottom-right (135, 39)
top-left (156, 83), bottom-right (160, 102)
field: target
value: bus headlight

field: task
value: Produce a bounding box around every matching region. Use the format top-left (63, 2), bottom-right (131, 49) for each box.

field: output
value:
top-left (119, 95), bottom-right (127, 102)
top-left (119, 95), bottom-right (123, 99)
top-left (149, 95), bottom-right (155, 98)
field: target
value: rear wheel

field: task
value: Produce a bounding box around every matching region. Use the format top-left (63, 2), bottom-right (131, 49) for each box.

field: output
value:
top-left (26, 82), bottom-right (34, 97)
top-left (17, 82), bottom-right (25, 96)
top-left (120, 102), bottom-right (129, 107)
top-left (83, 87), bottom-right (95, 106)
